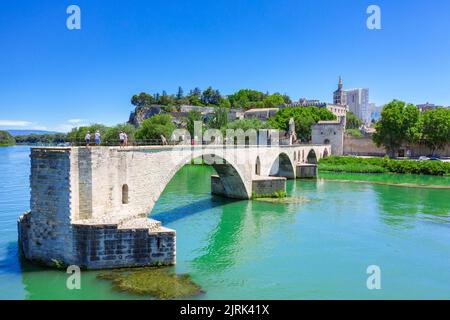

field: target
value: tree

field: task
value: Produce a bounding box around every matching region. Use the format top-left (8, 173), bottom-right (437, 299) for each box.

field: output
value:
top-left (0, 130), bottom-right (15, 146)
top-left (104, 123), bottom-right (137, 145)
top-left (421, 107), bottom-right (450, 155)
top-left (176, 86), bottom-right (184, 100)
top-left (187, 109), bottom-right (204, 137)
top-left (201, 87), bottom-right (222, 105)
top-left (188, 88), bottom-right (203, 106)
top-left (373, 100), bottom-right (421, 157)
top-left (228, 89), bottom-right (266, 109)
top-left (268, 106), bottom-right (336, 142)
top-left (159, 91), bottom-right (174, 106)
top-left (208, 106), bottom-right (229, 129)
top-left (135, 114), bottom-right (176, 143)
top-left (282, 94), bottom-right (292, 105)
top-left (346, 112), bottom-right (363, 129)
top-left (67, 124), bottom-right (108, 143)
top-left (263, 93), bottom-right (285, 108)
top-left (131, 92), bottom-right (153, 108)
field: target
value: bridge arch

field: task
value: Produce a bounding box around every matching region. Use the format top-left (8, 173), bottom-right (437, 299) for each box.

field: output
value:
top-left (269, 152), bottom-right (295, 179)
top-left (306, 149), bottom-right (318, 164)
top-left (133, 150), bottom-right (252, 216)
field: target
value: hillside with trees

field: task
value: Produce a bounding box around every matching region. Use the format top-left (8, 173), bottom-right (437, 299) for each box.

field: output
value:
top-left (0, 131), bottom-right (15, 146)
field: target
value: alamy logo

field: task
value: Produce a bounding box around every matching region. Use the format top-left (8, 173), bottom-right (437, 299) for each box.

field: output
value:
top-left (366, 5), bottom-right (381, 30)
top-left (366, 265), bottom-right (381, 290)
top-left (66, 5), bottom-right (81, 30)
top-left (66, 265), bottom-right (81, 290)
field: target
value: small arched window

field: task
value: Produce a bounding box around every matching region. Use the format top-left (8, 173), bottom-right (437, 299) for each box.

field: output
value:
top-left (255, 157), bottom-right (261, 175)
top-left (122, 184), bottom-right (129, 204)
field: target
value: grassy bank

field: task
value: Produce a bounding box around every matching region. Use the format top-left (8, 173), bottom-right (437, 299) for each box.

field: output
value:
top-left (319, 156), bottom-right (450, 176)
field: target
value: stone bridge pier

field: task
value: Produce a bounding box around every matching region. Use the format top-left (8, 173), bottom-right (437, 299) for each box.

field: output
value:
top-left (18, 144), bottom-right (330, 269)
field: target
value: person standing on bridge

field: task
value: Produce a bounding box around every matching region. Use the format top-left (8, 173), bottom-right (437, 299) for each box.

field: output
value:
top-left (119, 131), bottom-right (125, 147)
top-left (85, 131), bottom-right (91, 147)
top-left (124, 131), bottom-right (128, 147)
top-left (95, 130), bottom-right (101, 146)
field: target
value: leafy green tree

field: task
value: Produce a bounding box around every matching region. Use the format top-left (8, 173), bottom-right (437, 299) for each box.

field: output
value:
top-left (0, 130), bottom-right (15, 146)
top-left (67, 124), bottom-right (108, 143)
top-left (346, 129), bottom-right (363, 138)
top-left (346, 112), bottom-right (363, 129)
top-left (131, 92), bottom-right (153, 108)
top-left (421, 107), bottom-right (450, 155)
top-left (159, 91), bottom-right (175, 106)
top-left (104, 124), bottom-right (137, 145)
top-left (135, 114), bottom-right (176, 142)
top-left (263, 93), bottom-right (286, 108)
top-left (282, 94), bottom-right (292, 105)
top-left (201, 87), bottom-right (222, 105)
top-left (208, 106), bottom-right (229, 129)
top-left (176, 86), bottom-right (184, 100)
top-left (14, 133), bottom-right (66, 145)
top-left (373, 100), bottom-right (421, 157)
top-left (188, 88), bottom-right (203, 106)
top-left (187, 109), bottom-right (204, 136)
top-left (269, 107), bottom-right (336, 142)
top-left (228, 89), bottom-right (266, 109)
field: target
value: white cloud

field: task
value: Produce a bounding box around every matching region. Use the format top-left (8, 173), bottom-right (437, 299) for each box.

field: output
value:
top-left (0, 120), bottom-right (33, 127)
top-left (68, 119), bottom-right (86, 124)
top-left (54, 119), bottom-right (91, 133)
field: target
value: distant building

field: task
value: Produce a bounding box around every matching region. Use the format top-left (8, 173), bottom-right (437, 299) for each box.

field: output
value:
top-left (344, 88), bottom-right (370, 124)
top-left (332, 77), bottom-right (371, 124)
top-left (228, 109), bottom-right (245, 121)
top-left (287, 97), bottom-right (347, 122)
top-left (417, 102), bottom-right (437, 112)
top-left (325, 104), bottom-right (348, 122)
top-left (333, 76), bottom-right (347, 106)
top-left (290, 98), bottom-right (327, 107)
top-left (179, 105), bottom-right (215, 114)
top-left (244, 108), bottom-right (279, 121)
top-left (311, 116), bottom-right (346, 156)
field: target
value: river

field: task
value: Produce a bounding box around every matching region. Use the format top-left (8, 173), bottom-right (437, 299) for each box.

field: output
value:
top-left (1, 146), bottom-right (449, 299)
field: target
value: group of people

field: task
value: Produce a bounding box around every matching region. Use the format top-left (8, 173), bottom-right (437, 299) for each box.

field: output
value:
top-left (84, 130), bottom-right (128, 147)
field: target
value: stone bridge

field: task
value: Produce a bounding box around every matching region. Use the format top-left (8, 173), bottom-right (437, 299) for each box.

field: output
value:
top-left (18, 144), bottom-right (330, 269)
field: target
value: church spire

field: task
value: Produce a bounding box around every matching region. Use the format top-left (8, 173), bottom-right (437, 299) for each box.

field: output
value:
top-left (338, 76), bottom-right (343, 90)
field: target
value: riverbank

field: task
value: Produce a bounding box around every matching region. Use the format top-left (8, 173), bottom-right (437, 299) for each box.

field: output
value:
top-left (319, 156), bottom-right (450, 176)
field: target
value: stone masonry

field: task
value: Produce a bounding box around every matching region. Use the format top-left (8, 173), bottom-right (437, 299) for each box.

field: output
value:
top-left (18, 144), bottom-right (330, 269)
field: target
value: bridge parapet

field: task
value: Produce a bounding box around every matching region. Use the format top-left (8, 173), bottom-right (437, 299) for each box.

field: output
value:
top-left (18, 144), bottom-right (331, 269)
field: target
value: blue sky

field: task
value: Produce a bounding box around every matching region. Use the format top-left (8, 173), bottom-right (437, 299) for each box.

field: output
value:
top-left (1, 0), bottom-right (450, 132)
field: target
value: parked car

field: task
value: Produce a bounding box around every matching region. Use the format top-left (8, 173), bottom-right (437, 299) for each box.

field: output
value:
top-left (429, 156), bottom-right (442, 161)
top-left (418, 156), bottom-right (430, 161)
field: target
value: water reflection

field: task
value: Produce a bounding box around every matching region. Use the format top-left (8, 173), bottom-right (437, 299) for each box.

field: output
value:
top-left (3, 153), bottom-right (450, 299)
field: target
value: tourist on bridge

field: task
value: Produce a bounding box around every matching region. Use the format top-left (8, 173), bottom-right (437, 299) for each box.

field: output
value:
top-left (124, 132), bottom-right (128, 147)
top-left (95, 130), bottom-right (101, 146)
top-left (85, 131), bottom-right (91, 146)
top-left (119, 131), bottom-right (125, 147)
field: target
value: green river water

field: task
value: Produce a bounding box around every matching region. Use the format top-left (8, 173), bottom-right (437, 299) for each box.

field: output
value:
top-left (0, 146), bottom-right (449, 299)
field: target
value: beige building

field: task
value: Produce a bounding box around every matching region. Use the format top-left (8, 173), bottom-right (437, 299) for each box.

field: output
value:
top-left (325, 104), bottom-right (348, 122)
top-left (244, 108), bottom-right (279, 121)
top-left (311, 116), bottom-right (346, 155)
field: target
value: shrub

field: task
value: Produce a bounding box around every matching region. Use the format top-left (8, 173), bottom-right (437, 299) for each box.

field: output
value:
top-left (319, 156), bottom-right (450, 176)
